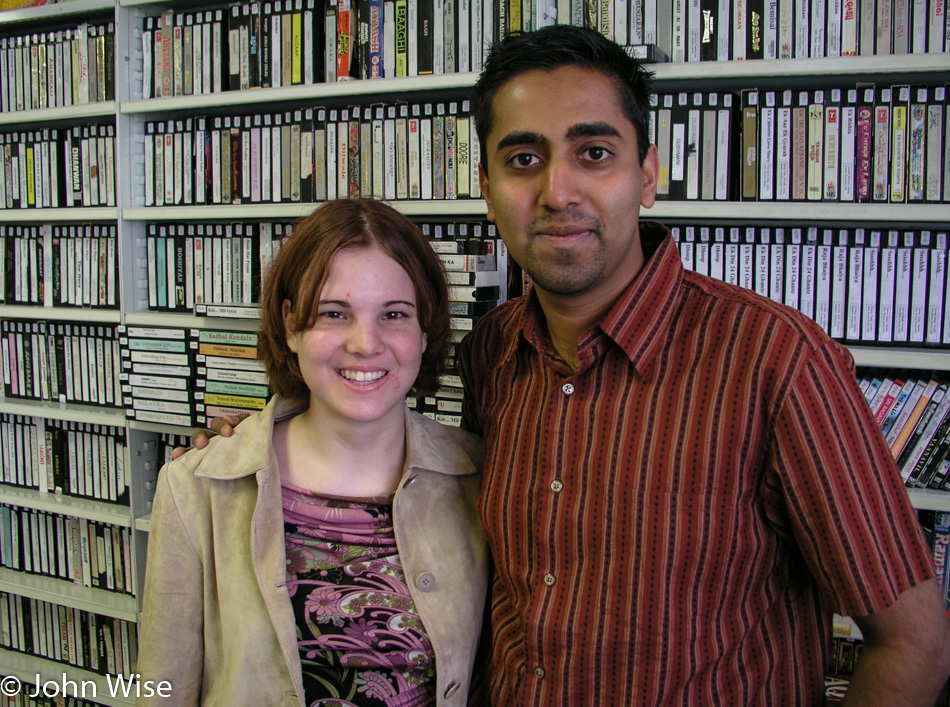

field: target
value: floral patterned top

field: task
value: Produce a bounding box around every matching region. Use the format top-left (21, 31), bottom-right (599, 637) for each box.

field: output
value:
top-left (282, 481), bottom-right (436, 707)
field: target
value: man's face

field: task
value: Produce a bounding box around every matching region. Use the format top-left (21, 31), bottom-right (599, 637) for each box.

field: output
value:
top-left (479, 66), bottom-right (658, 308)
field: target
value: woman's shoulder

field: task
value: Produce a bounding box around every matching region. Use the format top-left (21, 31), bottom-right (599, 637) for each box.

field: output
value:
top-left (406, 409), bottom-right (484, 472)
top-left (160, 400), bottom-right (286, 486)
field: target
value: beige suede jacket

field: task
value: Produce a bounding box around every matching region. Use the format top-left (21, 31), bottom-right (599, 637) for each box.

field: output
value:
top-left (137, 397), bottom-right (488, 706)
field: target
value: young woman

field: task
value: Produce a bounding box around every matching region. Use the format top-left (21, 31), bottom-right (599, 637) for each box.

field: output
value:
top-left (138, 199), bottom-right (488, 706)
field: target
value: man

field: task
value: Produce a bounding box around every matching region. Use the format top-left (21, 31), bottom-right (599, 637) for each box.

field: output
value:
top-left (196, 24), bottom-right (950, 705)
top-left (458, 23), bottom-right (950, 705)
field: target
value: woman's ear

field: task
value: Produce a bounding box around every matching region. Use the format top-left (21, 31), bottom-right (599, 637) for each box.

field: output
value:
top-left (282, 300), bottom-right (298, 353)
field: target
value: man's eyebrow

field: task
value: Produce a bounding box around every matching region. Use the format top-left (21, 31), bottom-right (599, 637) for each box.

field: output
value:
top-left (495, 131), bottom-right (547, 152)
top-left (565, 121), bottom-right (622, 141)
top-left (493, 123), bottom-right (623, 153)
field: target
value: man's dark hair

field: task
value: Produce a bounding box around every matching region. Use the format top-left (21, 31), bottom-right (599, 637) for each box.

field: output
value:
top-left (471, 25), bottom-right (655, 173)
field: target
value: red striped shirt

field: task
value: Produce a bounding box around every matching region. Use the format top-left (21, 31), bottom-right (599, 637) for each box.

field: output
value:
top-left (458, 223), bottom-right (934, 705)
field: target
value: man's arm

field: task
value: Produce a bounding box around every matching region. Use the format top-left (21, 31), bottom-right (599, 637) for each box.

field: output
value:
top-left (844, 578), bottom-right (950, 705)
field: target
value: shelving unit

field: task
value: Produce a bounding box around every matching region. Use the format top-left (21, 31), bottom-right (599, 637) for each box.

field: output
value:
top-left (1, 0), bottom-right (948, 700)
top-left (1, 4), bottom-right (133, 700)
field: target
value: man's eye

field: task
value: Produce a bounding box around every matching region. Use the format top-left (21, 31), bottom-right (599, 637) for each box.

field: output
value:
top-left (584, 146), bottom-right (611, 161)
top-left (510, 153), bottom-right (540, 168)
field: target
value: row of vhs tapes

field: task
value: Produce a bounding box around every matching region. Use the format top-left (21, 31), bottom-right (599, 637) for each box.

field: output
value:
top-left (671, 224), bottom-right (950, 347)
top-left (860, 371), bottom-right (950, 488)
top-left (649, 84), bottom-right (950, 203)
top-left (738, 84), bottom-right (950, 203)
top-left (0, 415), bottom-right (127, 506)
top-left (0, 21), bottom-right (115, 115)
top-left (142, 218), bottom-right (504, 315)
top-left (141, 100), bottom-right (479, 206)
top-left (0, 506), bottom-right (134, 597)
top-left (643, 0), bottom-right (950, 62)
top-left (0, 592), bottom-right (137, 678)
top-left (0, 320), bottom-right (122, 408)
top-left (0, 124), bottom-right (116, 210)
top-left (0, 224), bottom-right (119, 309)
top-left (141, 0), bottom-right (511, 98)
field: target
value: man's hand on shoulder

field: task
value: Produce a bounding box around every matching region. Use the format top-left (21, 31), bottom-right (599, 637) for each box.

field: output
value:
top-left (169, 414), bottom-right (251, 459)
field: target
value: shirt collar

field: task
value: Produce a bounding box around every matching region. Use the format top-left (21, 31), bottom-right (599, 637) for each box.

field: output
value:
top-left (507, 221), bottom-right (683, 375)
top-left (600, 222), bottom-right (684, 374)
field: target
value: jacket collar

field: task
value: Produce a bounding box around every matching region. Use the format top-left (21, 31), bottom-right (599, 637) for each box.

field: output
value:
top-left (195, 396), bottom-right (478, 481)
top-left (404, 409), bottom-right (480, 477)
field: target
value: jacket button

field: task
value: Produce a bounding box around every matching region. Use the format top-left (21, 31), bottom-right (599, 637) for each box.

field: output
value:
top-left (415, 572), bottom-right (436, 592)
top-left (443, 682), bottom-right (460, 698)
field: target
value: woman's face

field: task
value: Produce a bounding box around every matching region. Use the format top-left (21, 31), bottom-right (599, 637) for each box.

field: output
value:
top-left (284, 245), bottom-right (426, 428)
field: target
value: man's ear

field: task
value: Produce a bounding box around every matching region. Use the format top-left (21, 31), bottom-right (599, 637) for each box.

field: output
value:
top-left (478, 164), bottom-right (495, 223)
top-left (640, 144), bottom-right (659, 209)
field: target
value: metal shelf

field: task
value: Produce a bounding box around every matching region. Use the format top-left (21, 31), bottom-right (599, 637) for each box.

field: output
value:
top-left (115, 53), bottom-right (950, 115)
top-left (0, 486), bottom-right (130, 527)
top-left (123, 311), bottom-right (259, 330)
top-left (121, 73), bottom-right (478, 114)
top-left (123, 201), bottom-right (950, 224)
top-left (122, 200), bottom-right (487, 220)
top-left (0, 400), bottom-right (126, 426)
top-left (0, 569), bottom-right (137, 622)
top-left (849, 347), bottom-right (950, 372)
top-left (907, 488), bottom-right (950, 513)
top-left (644, 202), bottom-right (950, 224)
top-left (649, 53), bottom-right (950, 90)
top-left (0, 102), bottom-right (116, 126)
top-left (0, 208), bottom-right (118, 222)
top-left (0, 306), bottom-right (120, 324)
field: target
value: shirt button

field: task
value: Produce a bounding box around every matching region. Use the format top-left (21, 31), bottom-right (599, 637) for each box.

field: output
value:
top-left (415, 572), bottom-right (437, 592)
top-left (562, 383), bottom-right (574, 395)
top-left (543, 573), bottom-right (556, 586)
top-left (550, 480), bottom-right (563, 492)
top-left (443, 682), bottom-right (460, 698)
top-left (534, 667), bottom-right (545, 679)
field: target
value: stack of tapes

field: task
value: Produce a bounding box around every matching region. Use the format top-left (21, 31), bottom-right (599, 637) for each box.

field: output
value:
top-left (191, 329), bottom-right (270, 427)
top-left (416, 221), bottom-right (506, 425)
top-left (118, 326), bottom-right (196, 428)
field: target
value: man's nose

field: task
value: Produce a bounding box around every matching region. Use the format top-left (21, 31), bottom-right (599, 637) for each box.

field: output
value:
top-left (539, 158), bottom-right (582, 210)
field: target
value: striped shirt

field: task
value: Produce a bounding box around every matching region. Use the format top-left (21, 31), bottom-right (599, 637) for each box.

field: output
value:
top-left (458, 223), bottom-right (934, 706)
